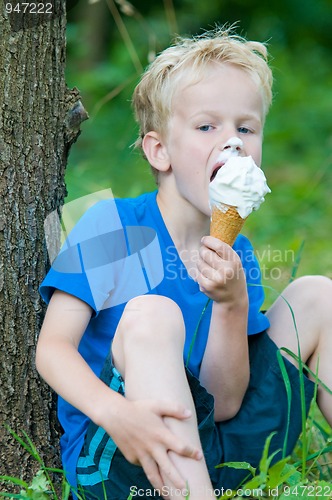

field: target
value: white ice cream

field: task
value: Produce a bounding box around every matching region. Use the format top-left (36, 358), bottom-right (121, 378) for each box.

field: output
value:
top-left (209, 155), bottom-right (271, 219)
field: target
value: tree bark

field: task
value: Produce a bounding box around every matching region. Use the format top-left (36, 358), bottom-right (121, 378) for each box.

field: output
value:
top-left (0, 0), bottom-right (87, 489)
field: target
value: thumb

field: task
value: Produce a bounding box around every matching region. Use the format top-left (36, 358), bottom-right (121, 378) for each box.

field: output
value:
top-left (154, 400), bottom-right (192, 420)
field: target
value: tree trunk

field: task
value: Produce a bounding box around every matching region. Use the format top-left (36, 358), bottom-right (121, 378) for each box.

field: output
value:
top-left (0, 1), bottom-right (87, 490)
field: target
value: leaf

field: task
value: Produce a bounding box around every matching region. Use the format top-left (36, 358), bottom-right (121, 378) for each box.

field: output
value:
top-left (26, 493), bottom-right (50, 500)
top-left (289, 240), bottom-right (305, 282)
top-left (21, 431), bottom-right (43, 465)
top-left (281, 463), bottom-right (302, 486)
top-left (280, 349), bottom-right (332, 395)
top-left (241, 474), bottom-right (267, 491)
top-left (259, 431), bottom-right (280, 477)
top-left (29, 470), bottom-right (50, 492)
top-left (0, 494), bottom-right (29, 499)
top-left (316, 481), bottom-right (332, 495)
top-left (276, 350), bottom-right (292, 458)
top-left (216, 461), bottom-right (256, 476)
top-left (267, 457), bottom-right (294, 488)
top-left (62, 479), bottom-right (72, 500)
top-left (4, 426), bottom-right (38, 460)
top-left (0, 475), bottom-right (29, 488)
top-left (278, 481), bottom-right (332, 500)
top-left (217, 488), bottom-right (238, 500)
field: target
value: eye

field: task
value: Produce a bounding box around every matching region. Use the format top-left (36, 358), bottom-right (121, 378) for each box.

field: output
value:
top-left (238, 126), bottom-right (251, 134)
top-left (198, 124), bottom-right (213, 132)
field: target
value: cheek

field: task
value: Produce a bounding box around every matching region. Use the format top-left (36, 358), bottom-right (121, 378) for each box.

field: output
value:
top-left (250, 140), bottom-right (263, 167)
top-left (189, 146), bottom-right (209, 172)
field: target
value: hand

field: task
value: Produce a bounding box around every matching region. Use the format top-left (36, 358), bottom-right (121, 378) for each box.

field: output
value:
top-left (196, 236), bottom-right (247, 304)
top-left (101, 397), bottom-right (202, 492)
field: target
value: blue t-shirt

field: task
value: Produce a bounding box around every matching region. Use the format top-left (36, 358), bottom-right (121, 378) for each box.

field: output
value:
top-left (40, 190), bottom-right (269, 488)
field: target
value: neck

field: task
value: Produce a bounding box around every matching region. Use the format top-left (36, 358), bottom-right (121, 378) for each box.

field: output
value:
top-left (157, 190), bottom-right (210, 254)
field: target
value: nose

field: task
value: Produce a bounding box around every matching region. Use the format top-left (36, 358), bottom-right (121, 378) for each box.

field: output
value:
top-left (223, 136), bottom-right (243, 153)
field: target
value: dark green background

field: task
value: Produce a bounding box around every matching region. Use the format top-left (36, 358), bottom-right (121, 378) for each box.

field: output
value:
top-left (65, 0), bottom-right (332, 300)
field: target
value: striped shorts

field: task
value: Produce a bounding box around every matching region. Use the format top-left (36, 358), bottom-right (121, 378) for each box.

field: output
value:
top-left (76, 331), bottom-right (315, 500)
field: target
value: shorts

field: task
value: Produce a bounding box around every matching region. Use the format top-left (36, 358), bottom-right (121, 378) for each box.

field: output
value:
top-left (76, 331), bottom-right (315, 500)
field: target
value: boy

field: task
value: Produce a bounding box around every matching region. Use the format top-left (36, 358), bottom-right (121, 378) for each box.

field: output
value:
top-left (36, 27), bottom-right (332, 499)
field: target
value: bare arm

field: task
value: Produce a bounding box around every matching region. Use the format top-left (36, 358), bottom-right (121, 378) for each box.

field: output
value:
top-left (36, 290), bottom-right (201, 490)
top-left (36, 290), bottom-right (114, 421)
top-left (196, 236), bottom-right (249, 421)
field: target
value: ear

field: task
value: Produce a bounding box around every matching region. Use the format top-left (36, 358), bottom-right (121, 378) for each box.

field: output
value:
top-left (142, 131), bottom-right (171, 173)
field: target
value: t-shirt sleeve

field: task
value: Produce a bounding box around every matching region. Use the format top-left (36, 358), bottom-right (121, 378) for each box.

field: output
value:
top-left (234, 234), bottom-right (270, 334)
top-left (40, 197), bottom-right (125, 315)
top-left (40, 196), bottom-right (164, 315)
top-left (40, 262), bottom-right (97, 311)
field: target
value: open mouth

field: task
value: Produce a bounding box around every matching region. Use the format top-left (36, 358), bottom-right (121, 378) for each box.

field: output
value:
top-left (210, 164), bottom-right (223, 182)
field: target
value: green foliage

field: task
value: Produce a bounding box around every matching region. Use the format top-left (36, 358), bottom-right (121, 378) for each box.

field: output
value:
top-left (2, 424), bottom-right (331, 499)
top-left (64, 0), bottom-right (332, 295)
top-left (216, 426), bottom-right (332, 499)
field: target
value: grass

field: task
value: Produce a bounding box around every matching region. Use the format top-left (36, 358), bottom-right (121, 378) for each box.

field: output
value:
top-left (1, 402), bottom-right (331, 499)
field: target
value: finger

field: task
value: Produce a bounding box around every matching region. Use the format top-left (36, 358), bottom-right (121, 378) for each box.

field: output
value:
top-left (199, 246), bottom-right (217, 268)
top-left (150, 401), bottom-right (203, 459)
top-left (196, 253), bottom-right (218, 275)
top-left (154, 448), bottom-right (188, 491)
top-left (196, 258), bottom-right (210, 278)
top-left (162, 429), bottom-right (203, 461)
top-left (197, 274), bottom-right (214, 293)
top-left (196, 259), bottom-right (220, 282)
top-left (201, 235), bottom-right (235, 259)
top-left (149, 402), bottom-right (203, 460)
top-left (153, 401), bottom-right (193, 420)
top-left (198, 248), bottom-right (243, 283)
top-left (140, 454), bottom-right (165, 492)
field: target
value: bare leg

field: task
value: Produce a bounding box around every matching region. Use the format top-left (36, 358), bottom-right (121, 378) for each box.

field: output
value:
top-left (112, 295), bottom-right (216, 499)
top-left (266, 276), bottom-right (332, 426)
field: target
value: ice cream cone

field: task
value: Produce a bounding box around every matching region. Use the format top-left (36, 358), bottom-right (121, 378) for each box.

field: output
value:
top-left (210, 204), bottom-right (246, 246)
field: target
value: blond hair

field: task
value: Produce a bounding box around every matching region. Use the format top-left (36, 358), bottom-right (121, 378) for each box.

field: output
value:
top-left (132, 25), bottom-right (273, 154)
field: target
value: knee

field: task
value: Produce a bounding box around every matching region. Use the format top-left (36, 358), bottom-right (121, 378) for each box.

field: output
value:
top-left (291, 275), bottom-right (332, 302)
top-left (116, 295), bottom-right (185, 346)
top-left (288, 275), bottom-right (332, 317)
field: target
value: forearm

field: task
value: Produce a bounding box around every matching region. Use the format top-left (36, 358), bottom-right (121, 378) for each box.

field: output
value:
top-left (199, 297), bottom-right (249, 421)
top-left (35, 290), bottom-right (125, 427)
top-left (36, 336), bottom-right (124, 425)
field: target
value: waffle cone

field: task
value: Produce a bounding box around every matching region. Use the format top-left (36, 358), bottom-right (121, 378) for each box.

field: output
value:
top-left (210, 204), bottom-right (246, 246)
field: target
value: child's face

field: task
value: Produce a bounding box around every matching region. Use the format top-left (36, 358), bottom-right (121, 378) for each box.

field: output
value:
top-left (163, 63), bottom-right (265, 217)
